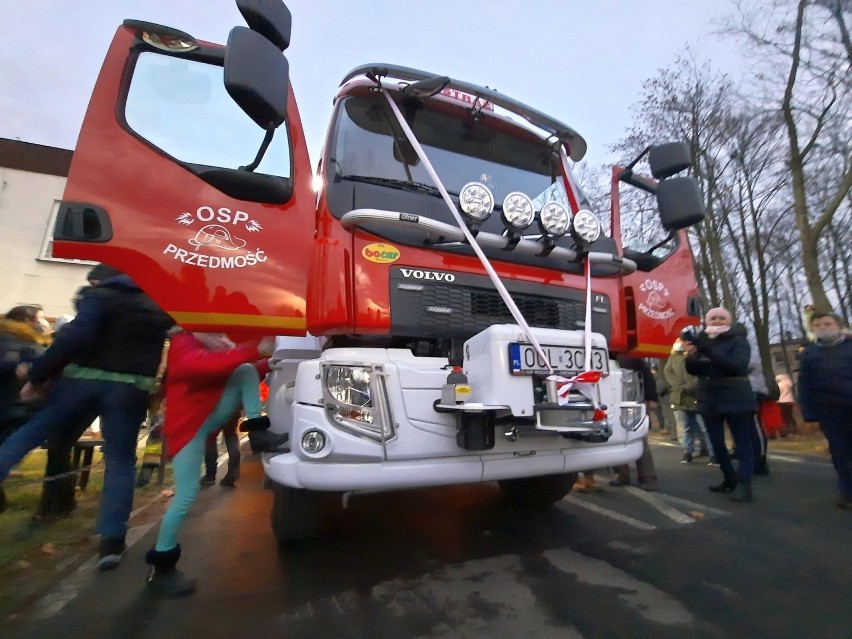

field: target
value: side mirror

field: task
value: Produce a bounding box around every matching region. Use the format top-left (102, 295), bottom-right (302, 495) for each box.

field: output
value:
top-left (656, 177), bottom-right (705, 230)
top-left (236, 0), bottom-right (292, 51)
top-left (224, 26), bottom-right (289, 129)
top-left (649, 142), bottom-right (692, 180)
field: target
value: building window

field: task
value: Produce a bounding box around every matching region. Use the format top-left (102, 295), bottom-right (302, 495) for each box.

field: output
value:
top-left (38, 200), bottom-right (97, 265)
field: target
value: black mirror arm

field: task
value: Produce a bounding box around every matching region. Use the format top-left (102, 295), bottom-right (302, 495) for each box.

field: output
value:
top-left (240, 123), bottom-right (276, 172)
top-left (646, 231), bottom-right (675, 254)
top-left (617, 145), bottom-right (657, 194)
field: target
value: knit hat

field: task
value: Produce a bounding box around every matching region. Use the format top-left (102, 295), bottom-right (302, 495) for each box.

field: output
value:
top-left (87, 264), bottom-right (123, 284)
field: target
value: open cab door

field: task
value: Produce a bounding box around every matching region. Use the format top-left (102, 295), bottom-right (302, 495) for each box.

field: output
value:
top-left (53, 4), bottom-right (314, 337)
top-left (612, 143), bottom-right (706, 357)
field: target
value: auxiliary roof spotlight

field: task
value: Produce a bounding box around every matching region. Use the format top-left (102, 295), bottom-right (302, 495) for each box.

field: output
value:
top-left (538, 201), bottom-right (571, 237)
top-left (501, 192), bottom-right (535, 230)
top-left (572, 209), bottom-right (602, 245)
top-left (459, 182), bottom-right (495, 222)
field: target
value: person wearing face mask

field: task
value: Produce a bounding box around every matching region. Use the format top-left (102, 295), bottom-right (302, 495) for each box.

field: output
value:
top-left (0, 305), bottom-right (52, 448)
top-left (0, 265), bottom-right (174, 564)
top-left (797, 311), bottom-right (852, 510)
top-left (683, 307), bottom-right (756, 503)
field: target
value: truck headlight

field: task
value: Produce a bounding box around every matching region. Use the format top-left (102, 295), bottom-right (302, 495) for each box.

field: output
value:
top-left (621, 369), bottom-right (644, 403)
top-left (322, 364), bottom-right (394, 442)
top-left (620, 369), bottom-right (646, 431)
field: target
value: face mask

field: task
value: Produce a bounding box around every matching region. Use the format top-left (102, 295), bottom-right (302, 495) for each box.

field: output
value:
top-left (813, 329), bottom-right (840, 341)
top-left (36, 318), bottom-right (50, 334)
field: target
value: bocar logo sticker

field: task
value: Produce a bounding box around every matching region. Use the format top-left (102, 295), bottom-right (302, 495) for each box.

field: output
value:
top-left (362, 243), bottom-right (401, 264)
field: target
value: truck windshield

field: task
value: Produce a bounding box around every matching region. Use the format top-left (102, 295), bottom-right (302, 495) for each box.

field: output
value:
top-left (326, 95), bottom-right (570, 233)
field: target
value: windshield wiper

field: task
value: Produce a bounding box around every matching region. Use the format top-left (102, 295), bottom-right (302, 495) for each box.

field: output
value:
top-left (341, 175), bottom-right (456, 199)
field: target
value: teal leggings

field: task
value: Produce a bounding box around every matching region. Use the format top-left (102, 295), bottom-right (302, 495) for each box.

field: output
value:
top-left (155, 364), bottom-right (261, 551)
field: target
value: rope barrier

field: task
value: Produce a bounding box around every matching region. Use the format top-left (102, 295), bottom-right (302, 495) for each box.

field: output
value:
top-left (2, 430), bottom-right (150, 489)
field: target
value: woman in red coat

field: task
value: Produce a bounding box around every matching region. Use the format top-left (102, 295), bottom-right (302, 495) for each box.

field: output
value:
top-left (144, 328), bottom-right (275, 595)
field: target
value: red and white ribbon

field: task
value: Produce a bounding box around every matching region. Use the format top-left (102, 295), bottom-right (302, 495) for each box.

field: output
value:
top-left (547, 370), bottom-right (602, 405)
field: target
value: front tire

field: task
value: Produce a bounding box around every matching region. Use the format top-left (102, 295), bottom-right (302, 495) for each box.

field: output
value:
top-left (498, 472), bottom-right (578, 509)
top-left (270, 483), bottom-right (324, 542)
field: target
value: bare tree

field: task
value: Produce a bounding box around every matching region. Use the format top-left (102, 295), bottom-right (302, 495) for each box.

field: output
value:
top-left (727, 0), bottom-right (852, 311)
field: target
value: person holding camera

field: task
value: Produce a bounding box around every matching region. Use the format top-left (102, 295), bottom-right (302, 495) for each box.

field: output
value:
top-left (683, 307), bottom-right (756, 503)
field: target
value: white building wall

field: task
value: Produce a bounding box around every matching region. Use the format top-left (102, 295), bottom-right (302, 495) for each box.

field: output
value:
top-left (0, 166), bottom-right (92, 320)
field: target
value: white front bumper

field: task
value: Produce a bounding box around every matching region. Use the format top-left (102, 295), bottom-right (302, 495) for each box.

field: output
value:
top-left (263, 434), bottom-right (644, 491)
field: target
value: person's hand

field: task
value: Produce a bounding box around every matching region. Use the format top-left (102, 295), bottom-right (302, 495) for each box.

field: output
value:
top-left (646, 400), bottom-right (658, 411)
top-left (257, 336), bottom-right (276, 357)
top-left (20, 381), bottom-right (46, 403)
top-left (15, 362), bottom-right (31, 381)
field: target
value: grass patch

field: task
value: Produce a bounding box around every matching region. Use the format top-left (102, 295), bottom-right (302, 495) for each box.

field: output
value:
top-left (1, 446), bottom-right (173, 621)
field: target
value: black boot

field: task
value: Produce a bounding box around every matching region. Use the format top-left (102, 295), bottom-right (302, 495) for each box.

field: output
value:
top-left (219, 472), bottom-right (238, 488)
top-left (145, 545), bottom-right (196, 596)
top-left (730, 480), bottom-right (753, 503)
top-left (239, 416), bottom-right (271, 432)
top-left (247, 430), bottom-right (289, 453)
top-left (709, 478), bottom-right (738, 494)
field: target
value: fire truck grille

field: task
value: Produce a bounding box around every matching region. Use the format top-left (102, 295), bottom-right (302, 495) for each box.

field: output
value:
top-left (389, 270), bottom-right (611, 340)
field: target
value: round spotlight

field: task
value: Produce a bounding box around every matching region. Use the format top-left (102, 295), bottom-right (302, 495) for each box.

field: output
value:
top-left (572, 209), bottom-right (602, 244)
top-left (501, 192), bottom-right (535, 230)
top-left (459, 182), bottom-right (495, 221)
top-left (301, 430), bottom-right (326, 454)
top-left (539, 201), bottom-right (571, 237)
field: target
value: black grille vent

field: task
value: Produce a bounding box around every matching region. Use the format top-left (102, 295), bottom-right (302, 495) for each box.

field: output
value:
top-left (389, 269), bottom-right (610, 340)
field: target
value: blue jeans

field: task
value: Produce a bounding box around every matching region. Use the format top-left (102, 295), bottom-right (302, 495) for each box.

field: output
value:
top-left (0, 377), bottom-right (149, 539)
top-left (674, 409), bottom-right (712, 456)
top-left (704, 411), bottom-right (754, 483)
top-left (818, 413), bottom-right (852, 502)
top-left (156, 364), bottom-right (261, 551)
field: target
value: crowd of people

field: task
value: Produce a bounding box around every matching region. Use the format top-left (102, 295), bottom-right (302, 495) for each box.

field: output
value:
top-left (574, 306), bottom-right (851, 509)
top-left (0, 264), bottom-right (279, 596)
top-left (1, 266), bottom-right (850, 598)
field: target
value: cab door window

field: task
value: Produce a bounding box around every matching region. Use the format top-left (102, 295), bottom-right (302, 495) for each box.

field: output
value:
top-left (124, 51), bottom-right (291, 178)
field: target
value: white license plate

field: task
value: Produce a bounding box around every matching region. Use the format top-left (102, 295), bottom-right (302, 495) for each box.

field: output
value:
top-left (508, 343), bottom-right (609, 376)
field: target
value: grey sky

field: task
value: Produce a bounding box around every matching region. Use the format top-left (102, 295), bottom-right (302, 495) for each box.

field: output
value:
top-left (0, 0), bottom-right (742, 168)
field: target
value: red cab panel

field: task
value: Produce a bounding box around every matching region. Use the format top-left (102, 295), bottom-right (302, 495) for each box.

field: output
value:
top-left (622, 233), bottom-right (700, 357)
top-left (53, 26), bottom-right (315, 337)
top-left (610, 168), bottom-right (701, 357)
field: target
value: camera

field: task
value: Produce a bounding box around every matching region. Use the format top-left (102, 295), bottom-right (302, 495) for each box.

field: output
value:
top-left (681, 326), bottom-right (700, 342)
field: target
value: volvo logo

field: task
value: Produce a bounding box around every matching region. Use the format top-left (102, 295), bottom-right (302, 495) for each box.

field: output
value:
top-left (399, 269), bottom-right (456, 282)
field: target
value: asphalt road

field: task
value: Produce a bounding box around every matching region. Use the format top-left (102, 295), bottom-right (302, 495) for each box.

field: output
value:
top-left (6, 439), bottom-right (851, 639)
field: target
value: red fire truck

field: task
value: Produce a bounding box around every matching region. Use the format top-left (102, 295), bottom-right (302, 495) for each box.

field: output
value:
top-left (53, 1), bottom-right (705, 540)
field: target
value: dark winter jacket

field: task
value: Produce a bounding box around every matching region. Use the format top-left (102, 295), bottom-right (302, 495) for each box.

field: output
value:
top-left (797, 336), bottom-right (852, 422)
top-left (28, 275), bottom-right (174, 386)
top-left (0, 319), bottom-right (51, 421)
top-left (684, 324), bottom-right (755, 415)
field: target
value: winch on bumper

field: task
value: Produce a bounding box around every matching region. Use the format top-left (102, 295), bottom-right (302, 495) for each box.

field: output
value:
top-left (262, 324), bottom-right (647, 492)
